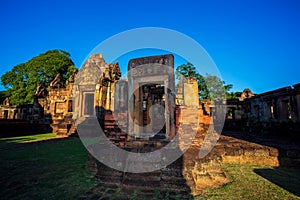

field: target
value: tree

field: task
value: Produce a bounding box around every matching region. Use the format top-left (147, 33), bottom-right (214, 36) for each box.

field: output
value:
top-left (0, 90), bottom-right (7, 103)
top-left (175, 62), bottom-right (208, 99)
top-left (175, 62), bottom-right (198, 78)
top-left (1, 50), bottom-right (76, 105)
top-left (204, 75), bottom-right (233, 100)
top-left (176, 62), bottom-right (233, 100)
top-left (226, 91), bottom-right (242, 99)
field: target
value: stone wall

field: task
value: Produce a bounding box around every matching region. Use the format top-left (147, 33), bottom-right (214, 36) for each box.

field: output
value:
top-left (0, 105), bottom-right (18, 119)
top-left (0, 119), bottom-right (52, 137)
top-left (0, 54), bottom-right (121, 137)
top-left (225, 84), bottom-right (300, 135)
top-left (46, 82), bottom-right (75, 136)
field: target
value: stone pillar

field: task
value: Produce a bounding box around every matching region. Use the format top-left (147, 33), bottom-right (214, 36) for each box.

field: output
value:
top-left (105, 82), bottom-right (111, 110)
top-left (114, 80), bottom-right (128, 112)
top-left (183, 77), bottom-right (198, 107)
top-left (110, 82), bottom-right (115, 111)
top-left (293, 83), bottom-right (300, 122)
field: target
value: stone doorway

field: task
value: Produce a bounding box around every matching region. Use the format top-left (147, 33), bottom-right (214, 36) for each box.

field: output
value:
top-left (127, 54), bottom-right (176, 140)
top-left (4, 110), bottom-right (8, 119)
top-left (141, 83), bottom-right (166, 135)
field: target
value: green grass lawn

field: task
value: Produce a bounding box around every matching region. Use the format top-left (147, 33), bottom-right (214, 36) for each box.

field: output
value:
top-left (196, 164), bottom-right (300, 200)
top-left (0, 133), bottom-right (96, 200)
top-left (1, 133), bottom-right (299, 200)
top-left (0, 133), bottom-right (56, 144)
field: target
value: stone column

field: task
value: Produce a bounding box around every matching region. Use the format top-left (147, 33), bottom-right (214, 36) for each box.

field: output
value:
top-left (105, 82), bottom-right (111, 110)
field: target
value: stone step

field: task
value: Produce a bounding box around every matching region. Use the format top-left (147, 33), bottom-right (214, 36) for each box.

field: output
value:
top-left (97, 175), bottom-right (122, 184)
top-left (122, 176), bottom-right (161, 187)
top-left (104, 121), bottom-right (117, 125)
top-left (80, 183), bottom-right (193, 200)
top-left (104, 131), bottom-right (127, 135)
top-left (104, 127), bottom-right (121, 131)
top-left (104, 130), bottom-right (126, 136)
top-left (104, 123), bottom-right (120, 126)
top-left (121, 181), bottom-right (161, 188)
top-left (104, 116), bottom-right (116, 121)
top-left (161, 175), bottom-right (188, 187)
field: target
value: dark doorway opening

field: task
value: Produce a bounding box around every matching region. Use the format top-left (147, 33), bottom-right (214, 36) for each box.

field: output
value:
top-left (84, 94), bottom-right (94, 116)
top-left (141, 83), bottom-right (166, 135)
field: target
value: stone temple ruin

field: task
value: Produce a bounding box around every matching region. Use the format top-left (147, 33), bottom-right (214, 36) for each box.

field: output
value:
top-left (1, 53), bottom-right (299, 137)
top-left (75, 54), bottom-right (229, 196)
top-left (226, 84), bottom-right (300, 134)
top-left (1, 53), bottom-right (300, 197)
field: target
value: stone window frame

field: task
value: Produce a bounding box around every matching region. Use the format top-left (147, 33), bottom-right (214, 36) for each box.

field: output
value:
top-left (54, 101), bottom-right (65, 114)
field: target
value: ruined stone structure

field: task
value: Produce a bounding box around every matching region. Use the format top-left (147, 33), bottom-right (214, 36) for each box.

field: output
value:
top-left (78, 54), bottom-right (300, 197)
top-left (79, 54), bottom-right (229, 197)
top-left (0, 95), bottom-right (48, 123)
top-left (1, 53), bottom-right (299, 138)
top-left (225, 84), bottom-right (300, 134)
top-left (41, 71), bottom-right (77, 135)
top-left (0, 90), bottom-right (52, 136)
top-left (1, 53), bottom-right (300, 197)
top-left (0, 98), bottom-right (17, 119)
top-left (0, 54), bottom-right (121, 136)
top-left (51, 54), bottom-right (121, 136)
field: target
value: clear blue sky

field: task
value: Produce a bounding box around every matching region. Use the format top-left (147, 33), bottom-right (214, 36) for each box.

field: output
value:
top-left (1, 0), bottom-right (299, 93)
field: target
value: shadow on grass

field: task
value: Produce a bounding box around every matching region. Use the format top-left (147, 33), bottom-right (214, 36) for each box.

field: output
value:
top-left (254, 167), bottom-right (300, 197)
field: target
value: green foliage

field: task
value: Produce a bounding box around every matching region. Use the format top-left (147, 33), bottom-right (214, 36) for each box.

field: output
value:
top-left (226, 91), bottom-right (243, 99)
top-left (0, 90), bottom-right (7, 103)
top-left (175, 62), bottom-right (199, 78)
top-left (204, 75), bottom-right (231, 100)
top-left (1, 50), bottom-right (76, 105)
top-left (176, 62), bottom-right (233, 100)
